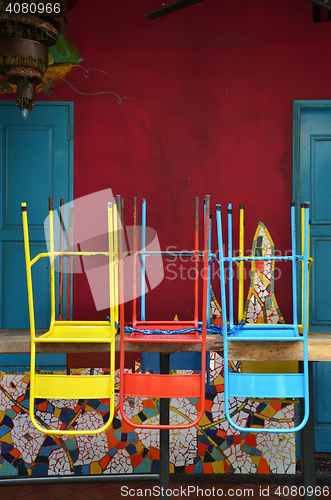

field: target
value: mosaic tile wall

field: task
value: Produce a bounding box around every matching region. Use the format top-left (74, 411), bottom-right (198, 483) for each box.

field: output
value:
top-left (0, 363), bottom-right (296, 477)
top-left (0, 221), bottom-right (296, 477)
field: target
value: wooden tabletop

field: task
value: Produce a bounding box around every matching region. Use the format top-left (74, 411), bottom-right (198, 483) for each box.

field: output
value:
top-left (0, 329), bottom-right (331, 361)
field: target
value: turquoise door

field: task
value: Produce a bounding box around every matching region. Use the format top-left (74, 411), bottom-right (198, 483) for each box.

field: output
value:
top-left (0, 102), bottom-right (73, 370)
top-left (293, 100), bottom-right (331, 451)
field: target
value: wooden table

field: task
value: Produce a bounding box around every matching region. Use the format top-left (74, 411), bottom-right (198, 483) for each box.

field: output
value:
top-left (0, 329), bottom-right (330, 500)
top-left (1, 330), bottom-right (330, 360)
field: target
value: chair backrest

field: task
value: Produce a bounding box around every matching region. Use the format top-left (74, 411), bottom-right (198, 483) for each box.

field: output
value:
top-left (216, 202), bottom-right (310, 332)
top-left (132, 197), bottom-right (201, 327)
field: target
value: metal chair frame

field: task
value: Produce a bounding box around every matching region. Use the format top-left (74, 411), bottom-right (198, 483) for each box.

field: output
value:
top-left (118, 196), bottom-right (211, 430)
top-left (21, 199), bottom-right (118, 435)
top-left (216, 202), bottom-right (310, 433)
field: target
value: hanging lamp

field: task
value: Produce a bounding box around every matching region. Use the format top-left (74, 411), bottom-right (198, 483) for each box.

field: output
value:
top-left (0, 1), bottom-right (67, 117)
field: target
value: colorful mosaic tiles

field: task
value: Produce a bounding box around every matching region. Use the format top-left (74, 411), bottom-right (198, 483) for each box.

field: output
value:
top-left (0, 222), bottom-right (296, 477)
top-left (0, 362), bottom-right (296, 476)
top-left (244, 222), bottom-right (284, 325)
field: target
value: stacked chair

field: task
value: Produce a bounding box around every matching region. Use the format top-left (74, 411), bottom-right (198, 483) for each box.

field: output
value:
top-left (216, 201), bottom-right (310, 433)
top-left (118, 196), bottom-right (211, 429)
top-left (21, 198), bottom-right (118, 435)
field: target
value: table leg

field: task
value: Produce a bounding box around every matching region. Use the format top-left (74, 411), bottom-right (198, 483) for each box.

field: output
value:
top-left (300, 361), bottom-right (316, 500)
top-left (160, 353), bottom-right (170, 500)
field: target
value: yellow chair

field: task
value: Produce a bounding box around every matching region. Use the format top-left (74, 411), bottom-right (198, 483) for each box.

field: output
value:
top-left (21, 198), bottom-right (118, 435)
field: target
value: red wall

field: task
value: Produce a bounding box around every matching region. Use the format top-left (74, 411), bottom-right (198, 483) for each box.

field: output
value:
top-left (6, 0), bottom-right (331, 322)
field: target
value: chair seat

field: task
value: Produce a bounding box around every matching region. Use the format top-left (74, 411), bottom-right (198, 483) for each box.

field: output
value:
top-left (34, 373), bottom-right (114, 399)
top-left (126, 333), bottom-right (201, 343)
top-left (228, 372), bottom-right (305, 398)
top-left (227, 324), bottom-right (302, 341)
top-left (123, 373), bottom-right (202, 398)
top-left (35, 321), bottom-right (115, 343)
top-left (134, 320), bottom-right (197, 328)
top-left (126, 320), bottom-right (201, 342)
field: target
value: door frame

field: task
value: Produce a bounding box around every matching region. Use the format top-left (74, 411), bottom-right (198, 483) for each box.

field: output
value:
top-left (293, 99), bottom-right (331, 328)
top-left (0, 100), bottom-right (74, 201)
top-left (293, 99), bottom-right (331, 454)
top-left (293, 99), bottom-right (331, 206)
top-left (0, 100), bottom-right (74, 327)
top-left (0, 101), bottom-right (74, 370)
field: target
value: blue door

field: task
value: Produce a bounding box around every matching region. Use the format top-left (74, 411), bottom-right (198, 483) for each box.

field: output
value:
top-left (0, 102), bottom-right (73, 371)
top-left (293, 100), bottom-right (331, 451)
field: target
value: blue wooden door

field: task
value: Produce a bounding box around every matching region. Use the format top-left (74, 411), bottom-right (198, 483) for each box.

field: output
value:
top-left (0, 102), bottom-right (73, 371)
top-left (293, 100), bottom-right (331, 451)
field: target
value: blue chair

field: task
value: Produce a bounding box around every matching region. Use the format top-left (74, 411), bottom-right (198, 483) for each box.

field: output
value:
top-left (216, 202), bottom-right (310, 434)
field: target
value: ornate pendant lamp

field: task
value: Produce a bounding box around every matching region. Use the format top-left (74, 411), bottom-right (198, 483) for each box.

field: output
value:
top-left (0, 1), bottom-right (67, 117)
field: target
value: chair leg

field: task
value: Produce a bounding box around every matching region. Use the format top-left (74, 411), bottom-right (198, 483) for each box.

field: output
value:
top-left (160, 353), bottom-right (170, 499)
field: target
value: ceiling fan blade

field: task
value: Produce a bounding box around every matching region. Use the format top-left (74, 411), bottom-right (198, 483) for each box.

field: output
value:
top-left (305, 0), bottom-right (331, 12)
top-left (144, 0), bottom-right (204, 20)
top-left (67, 0), bottom-right (80, 10)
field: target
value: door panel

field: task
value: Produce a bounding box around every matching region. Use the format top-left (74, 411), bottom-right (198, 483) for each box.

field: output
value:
top-left (293, 100), bottom-right (331, 452)
top-left (5, 126), bottom-right (53, 227)
top-left (311, 238), bottom-right (331, 325)
top-left (314, 362), bottom-right (331, 452)
top-left (311, 136), bottom-right (331, 224)
top-left (0, 102), bottom-right (73, 370)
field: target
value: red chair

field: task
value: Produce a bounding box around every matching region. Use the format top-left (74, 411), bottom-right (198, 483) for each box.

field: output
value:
top-left (118, 196), bottom-right (210, 429)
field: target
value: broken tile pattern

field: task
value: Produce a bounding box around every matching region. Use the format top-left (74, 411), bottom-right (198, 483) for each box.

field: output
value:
top-left (244, 222), bottom-right (285, 325)
top-left (0, 360), bottom-right (296, 476)
top-left (0, 222), bottom-right (296, 477)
